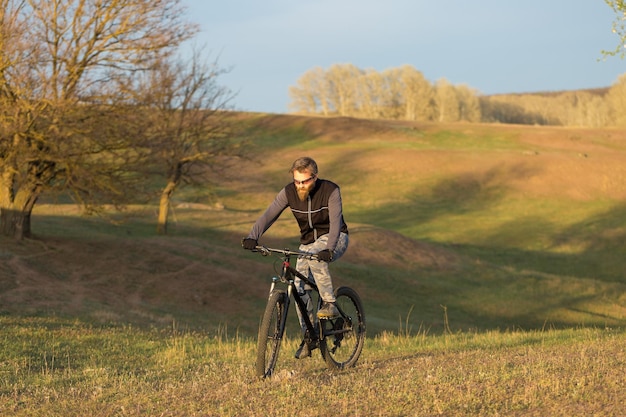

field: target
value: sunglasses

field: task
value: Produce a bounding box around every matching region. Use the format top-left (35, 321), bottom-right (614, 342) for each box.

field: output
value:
top-left (293, 175), bottom-right (316, 186)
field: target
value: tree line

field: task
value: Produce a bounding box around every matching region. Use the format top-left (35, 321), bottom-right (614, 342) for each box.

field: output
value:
top-left (0, 0), bottom-right (235, 240)
top-left (288, 64), bottom-right (626, 127)
top-left (2, 1), bottom-right (624, 241)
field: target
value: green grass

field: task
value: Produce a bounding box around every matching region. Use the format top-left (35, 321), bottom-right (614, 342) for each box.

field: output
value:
top-left (1, 316), bottom-right (624, 416)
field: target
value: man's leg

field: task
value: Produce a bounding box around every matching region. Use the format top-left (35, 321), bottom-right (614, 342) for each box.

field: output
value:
top-left (294, 257), bottom-right (316, 359)
top-left (294, 257), bottom-right (315, 334)
top-left (309, 232), bottom-right (349, 303)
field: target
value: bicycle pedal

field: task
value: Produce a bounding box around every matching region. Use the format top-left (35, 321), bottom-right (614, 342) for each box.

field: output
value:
top-left (295, 342), bottom-right (311, 359)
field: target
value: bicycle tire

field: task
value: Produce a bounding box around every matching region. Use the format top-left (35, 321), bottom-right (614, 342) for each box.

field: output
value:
top-left (255, 290), bottom-right (288, 378)
top-left (320, 286), bottom-right (366, 370)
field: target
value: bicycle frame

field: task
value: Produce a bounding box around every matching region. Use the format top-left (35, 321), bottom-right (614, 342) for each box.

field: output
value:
top-left (261, 247), bottom-right (321, 342)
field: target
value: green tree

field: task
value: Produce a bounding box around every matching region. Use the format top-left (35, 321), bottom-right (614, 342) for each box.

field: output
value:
top-left (0, 0), bottom-right (196, 239)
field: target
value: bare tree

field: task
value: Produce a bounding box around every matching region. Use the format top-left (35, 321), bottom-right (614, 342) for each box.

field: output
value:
top-left (356, 69), bottom-right (386, 119)
top-left (607, 73), bottom-right (626, 125)
top-left (288, 67), bottom-right (331, 115)
top-left (398, 65), bottom-right (434, 121)
top-left (434, 78), bottom-right (460, 122)
top-left (376, 67), bottom-right (405, 120)
top-left (131, 51), bottom-right (236, 234)
top-left (0, 0), bottom-right (196, 239)
top-left (455, 84), bottom-right (481, 122)
top-left (325, 64), bottom-right (362, 116)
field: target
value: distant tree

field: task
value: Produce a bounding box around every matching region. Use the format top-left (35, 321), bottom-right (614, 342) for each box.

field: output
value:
top-left (288, 66), bottom-right (330, 115)
top-left (289, 65), bottom-right (486, 124)
top-left (374, 67), bottom-right (404, 119)
top-left (582, 94), bottom-right (610, 127)
top-left (455, 84), bottom-right (481, 122)
top-left (434, 78), bottom-right (460, 122)
top-left (607, 73), bottom-right (626, 125)
top-left (603, 0), bottom-right (626, 58)
top-left (355, 69), bottom-right (385, 118)
top-left (558, 91), bottom-right (609, 127)
top-left (399, 65), bottom-right (434, 121)
top-left (130, 51), bottom-right (236, 234)
top-left (290, 63), bottom-right (615, 127)
top-left (326, 64), bottom-right (362, 116)
top-left (0, 0), bottom-right (196, 239)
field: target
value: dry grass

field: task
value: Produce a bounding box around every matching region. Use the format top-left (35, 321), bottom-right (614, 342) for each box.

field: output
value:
top-left (0, 317), bottom-right (623, 416)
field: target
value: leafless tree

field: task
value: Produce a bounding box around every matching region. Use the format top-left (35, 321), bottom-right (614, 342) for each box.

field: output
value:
top-left (399, 65), bottom-right (434, 122)
top-left (325, 64), bottom-right (362, 116)
top-left (289, 63), bottom-right (620, 127)
top-left (288, 67), bottom-right (330, 115)
top-left (455, 84), bottom-right (481, 122)
top-left (130, 50), bottom-right (236, 234)
top-left (607, 73), bottom-right (626, 125)
top-left (434, 78), bottom-right (460, 123)
top-left (0, 0), bottom-right (197, 239)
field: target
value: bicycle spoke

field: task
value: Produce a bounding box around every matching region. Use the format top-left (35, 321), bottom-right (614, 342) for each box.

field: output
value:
top-left (320, 286), bottom-right (366, 370)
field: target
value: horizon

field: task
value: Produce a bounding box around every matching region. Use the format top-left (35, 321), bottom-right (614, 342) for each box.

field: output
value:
top-left (183, 0), bottom-right (626, 114)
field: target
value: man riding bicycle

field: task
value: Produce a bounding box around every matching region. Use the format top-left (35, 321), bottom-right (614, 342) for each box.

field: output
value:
top-left (242, 156), bottom-right (349, 359)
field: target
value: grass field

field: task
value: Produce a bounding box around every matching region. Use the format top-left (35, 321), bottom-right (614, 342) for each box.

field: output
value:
top-left (1, 114), bottom-right (625, 415)
top-left (0, 316), bottom-right (624, 416)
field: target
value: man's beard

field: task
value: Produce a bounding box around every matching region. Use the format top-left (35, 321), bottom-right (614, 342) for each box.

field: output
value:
top-left (297, 188), bottom-right (310, 201)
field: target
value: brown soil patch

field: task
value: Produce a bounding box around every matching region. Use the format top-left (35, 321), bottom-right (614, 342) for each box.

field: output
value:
top-left (0, 234), bottom-right (269, 327)
top-left (344, 227), bottom-right (461, 270)
top-left (0, 225), bottom-right (459, 327)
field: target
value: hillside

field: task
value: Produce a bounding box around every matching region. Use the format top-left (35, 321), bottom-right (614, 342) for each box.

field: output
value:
top-left (1, 114), bottom-right (625, 336)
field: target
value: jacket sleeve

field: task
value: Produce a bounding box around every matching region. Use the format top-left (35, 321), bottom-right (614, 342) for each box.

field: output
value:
top-left (325, 187), bottom-right (343, 251)
top-left (247, 188), bottom-right (289, 240)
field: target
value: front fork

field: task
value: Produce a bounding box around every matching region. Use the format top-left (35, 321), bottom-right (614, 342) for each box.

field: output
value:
top-left (266, 277), bottom-right (291, 342)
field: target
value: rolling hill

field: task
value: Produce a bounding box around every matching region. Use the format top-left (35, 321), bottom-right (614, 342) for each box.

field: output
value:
top-left (1, 113), bottom-right (625, 336)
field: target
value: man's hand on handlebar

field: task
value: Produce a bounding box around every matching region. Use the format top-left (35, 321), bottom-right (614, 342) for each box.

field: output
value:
top-left (241, 238), bottom-right (258, 250)
top-left (317, 249), bottom-right (333, 262)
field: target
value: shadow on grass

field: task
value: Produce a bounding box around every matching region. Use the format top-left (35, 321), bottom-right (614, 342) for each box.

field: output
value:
top-left (3, 184), bottom-right (626, 337)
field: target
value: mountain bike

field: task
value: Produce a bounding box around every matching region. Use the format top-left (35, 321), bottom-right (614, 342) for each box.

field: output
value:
top-left (254, 245), bottom-right (366, 378)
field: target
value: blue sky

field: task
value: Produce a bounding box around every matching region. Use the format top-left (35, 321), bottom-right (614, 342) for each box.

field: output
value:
top-left (183, 0), bottom-right (625, 114)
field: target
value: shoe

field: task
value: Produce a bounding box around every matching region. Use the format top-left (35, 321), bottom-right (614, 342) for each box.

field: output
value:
top-left (295, 341), bottom-right (310, 359)
top-left (317, 302), bottom-right (339, 319)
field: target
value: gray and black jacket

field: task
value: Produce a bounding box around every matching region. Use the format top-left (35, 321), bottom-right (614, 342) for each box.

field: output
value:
top-left (248, 179), bottom-right (348, 251)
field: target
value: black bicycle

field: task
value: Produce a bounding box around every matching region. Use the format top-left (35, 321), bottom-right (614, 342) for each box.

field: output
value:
top-left (254, 245), bottom-right (366, 378)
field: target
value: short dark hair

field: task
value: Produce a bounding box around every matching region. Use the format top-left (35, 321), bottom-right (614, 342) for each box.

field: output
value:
top-left (289, 157), bottom-right (318, 175)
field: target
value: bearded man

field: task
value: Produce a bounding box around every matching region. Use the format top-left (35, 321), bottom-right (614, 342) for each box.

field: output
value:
top-left (242, 156), bottom-right (349, 359)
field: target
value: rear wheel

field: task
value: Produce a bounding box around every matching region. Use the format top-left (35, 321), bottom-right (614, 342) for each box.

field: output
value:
top-left (320, 286), bottom-right (366, 370)
top-left (255, 290), bottom-right (288, 378)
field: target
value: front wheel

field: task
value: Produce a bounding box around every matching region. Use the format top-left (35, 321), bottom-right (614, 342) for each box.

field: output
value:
top-left (320, 286), bottom-right (366, 370)
top-left (255, 290), bottom-right (288, 378)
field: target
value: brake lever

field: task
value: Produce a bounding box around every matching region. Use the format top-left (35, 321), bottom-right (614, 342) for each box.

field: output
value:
top-left (255, 245), bottom-right (270, 256)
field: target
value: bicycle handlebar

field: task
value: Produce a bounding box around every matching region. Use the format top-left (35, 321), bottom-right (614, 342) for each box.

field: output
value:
top-left (254, 245), bottom-right (320, 261)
